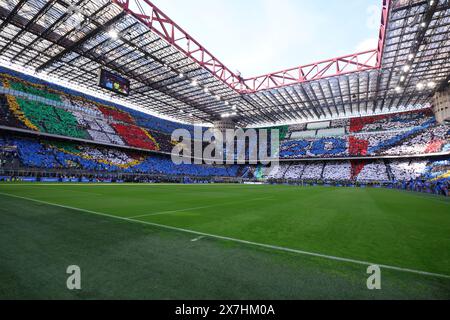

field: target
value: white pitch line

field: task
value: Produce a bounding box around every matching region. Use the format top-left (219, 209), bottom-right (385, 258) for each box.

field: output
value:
top-left (0, 183), bottom-right (255, 187)
top-left (61, 189), bottom-right (104, 196)
top-left (129, 197), bottom-right (274, 219)
top-left (130, 205), bottom-right (221, 219)
top-left (191, 236), bottom-right (206, 242)
top-left (0, 191), bottom-right (449, 280)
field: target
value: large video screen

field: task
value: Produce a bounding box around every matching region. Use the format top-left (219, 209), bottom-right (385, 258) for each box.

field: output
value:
top-left (98, 69), bottom-right (130, 96)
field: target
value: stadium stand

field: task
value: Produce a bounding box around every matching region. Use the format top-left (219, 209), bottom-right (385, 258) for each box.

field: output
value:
top-left (300, 163), bottom-right (324, 180)
top-left (322, 162), bottom-right (352, 181)
top-left (0, 67), bottom-right (199, 137)
top-left (0, 133), bottom-right (239, 178)
top-left (1, 67), bottom-right (448, 162)
top-left (356, 161), bottom-right (389, 182)
top-left (284, 164), bottom-right (305, 180)
top-left (0, 69), bottom-right (186, 153)
top-left (14, 97), bottom-right (89, 139)
top-left (264, 158), bottom-right (450, 185)
top-left (280, 110), bottom-right (449, 159)
top-left (111, 123), bottom-right (159, 151)
top-left (389, 160), bottom-right (428, 181)
top-left (0, 68), bottom-right (448, 189)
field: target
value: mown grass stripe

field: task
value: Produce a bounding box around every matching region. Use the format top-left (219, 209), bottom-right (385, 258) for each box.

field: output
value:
top-left (0, 191), bottom-right (449, 280)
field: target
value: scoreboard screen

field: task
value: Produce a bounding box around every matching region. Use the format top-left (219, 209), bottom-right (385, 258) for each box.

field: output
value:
top-left (99, 69), bottom-right (130, 96)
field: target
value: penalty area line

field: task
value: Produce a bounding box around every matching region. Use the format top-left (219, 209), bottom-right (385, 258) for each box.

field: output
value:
top-left (129, 197), bottom-right (274, 219)
top-left (0, 191), bottom-right (449, 280)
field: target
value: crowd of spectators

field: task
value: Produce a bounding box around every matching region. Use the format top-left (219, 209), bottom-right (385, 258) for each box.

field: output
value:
top-left (380, 124), bottom-right (448, 156)
top-left (15, 97), bottom-right (89, 139)
top-left (2, 132), bottom-right (449, 197)
top-left (284, 164), bottom-right (305, 180)
top-left (285, 110), bottom-right (435, 139)
top-left (322, 162), bottom-right (351, 180)
top-left (0, 68), bottom-right (207, 161)
top-left (0, 66), bottom-right (449, 192)
top-left (0, 66), bottom-right (198, 135)
top-left (0, 80), bottom-right (178, 152)
top-left (0, 134), bottom-right (239, 178)
top-left (111, 123), bottom-right (159, 151)
top-left (355, 161), bottom-right (389, 182)
top-left (300, 163), bottom-right (324, 179)
top-left (280, 118), bottom-right (449, 159)
top-left (280, 108), bottom-right (449, 159)
top-left (0, 148), bottom-right (18, 168)
top-left (2, 68), bottom-right (449, 162)
top-left (266, 159), bottom-right (449, 184)
top-left (394, 179), bottom-right (449, 197)
top-left (349, 110), bottom-right (434, 133)
top-left (389, 160), bottom-right (428, 181)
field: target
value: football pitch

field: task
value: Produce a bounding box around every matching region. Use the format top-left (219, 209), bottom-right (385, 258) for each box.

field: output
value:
top-left (0, 183), bottom-right (449, 299)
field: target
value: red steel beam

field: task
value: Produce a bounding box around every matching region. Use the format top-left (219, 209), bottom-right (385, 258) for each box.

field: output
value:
top-left (236, 50), bottom-right (379, 93)
top-left (239, 0), bottom-right (391, 93)
top-left (111, 0), bottom-right (246, 90)
top-left (112, 0), bottom-right (391, 94)
top-left (376, 0), bottom-right (391, 67)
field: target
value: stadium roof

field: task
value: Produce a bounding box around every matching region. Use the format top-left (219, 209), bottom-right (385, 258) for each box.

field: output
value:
top-left (0, 0), bottom-right (449, 127)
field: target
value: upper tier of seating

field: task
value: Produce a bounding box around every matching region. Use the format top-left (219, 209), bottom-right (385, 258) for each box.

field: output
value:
top-left (0, 66), bottom-right (197, 135)
top-left (286, 109), bottom-right (437, 138)
top-left (280, 112), bottom-right (449, 159)
top-left (15, 97), bottom-right (89, 139)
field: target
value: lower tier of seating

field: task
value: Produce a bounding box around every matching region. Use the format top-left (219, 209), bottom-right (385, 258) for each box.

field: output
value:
top-left (0, 134), bottom-right (240, 178)
top-left (265, 159), bottom-right (450, 183)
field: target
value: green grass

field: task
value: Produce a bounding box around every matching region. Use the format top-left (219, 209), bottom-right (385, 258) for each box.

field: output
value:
top-left (0, 183), bottom-right (449, 299)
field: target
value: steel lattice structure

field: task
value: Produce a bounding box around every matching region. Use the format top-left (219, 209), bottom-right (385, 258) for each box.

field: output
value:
top-left (0, 0), bottom-right (448, 127)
